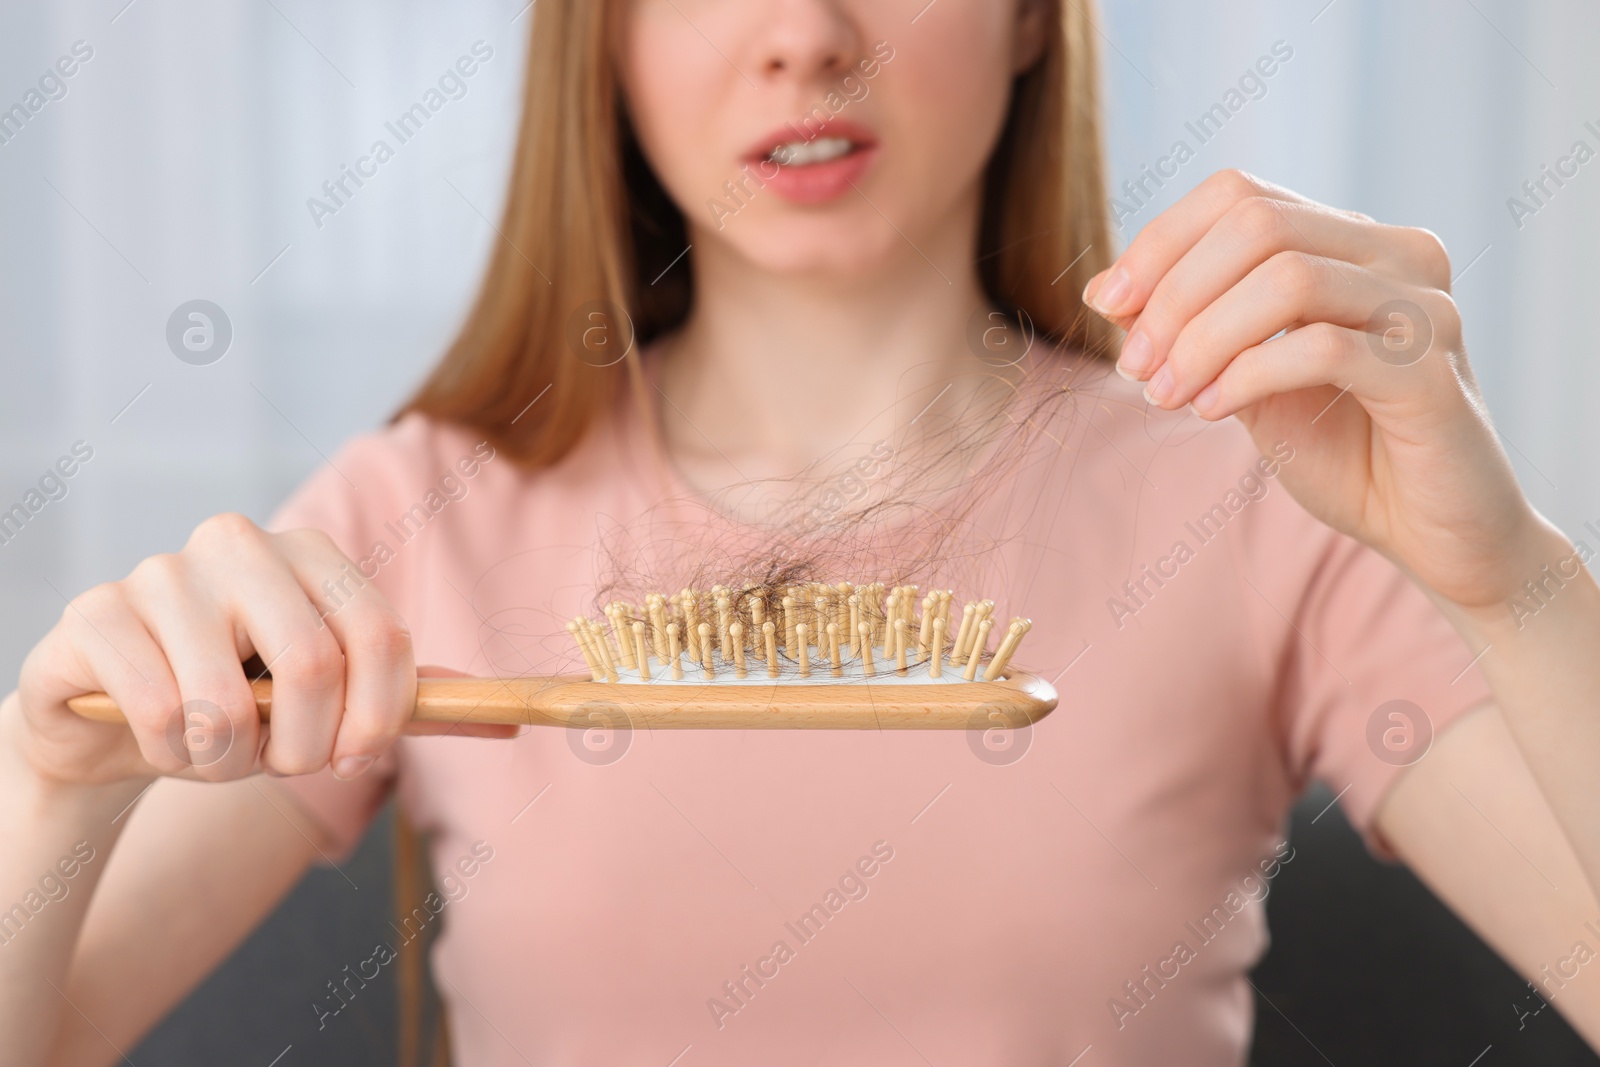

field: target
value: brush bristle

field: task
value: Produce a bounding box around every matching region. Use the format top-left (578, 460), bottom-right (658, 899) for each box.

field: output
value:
top-left (570, 582), bottom-right (1032, 684)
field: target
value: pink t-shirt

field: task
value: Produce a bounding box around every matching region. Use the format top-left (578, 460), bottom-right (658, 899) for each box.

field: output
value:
top-left (270, 354), bottom-right (1491, 1066)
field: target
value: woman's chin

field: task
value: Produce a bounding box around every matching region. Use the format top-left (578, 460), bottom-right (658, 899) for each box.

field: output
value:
top-left (714, 219), bottom-right (916, 282)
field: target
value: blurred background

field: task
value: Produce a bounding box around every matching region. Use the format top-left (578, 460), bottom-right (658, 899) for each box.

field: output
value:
top-left (1, 0), bottom-right (1597, 1062)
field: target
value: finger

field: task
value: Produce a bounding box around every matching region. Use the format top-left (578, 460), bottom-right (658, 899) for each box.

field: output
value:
top-left (183, 514), bottom-right (346, 777)
top-left (1111, 198), bottom-right (1409, 383)
top-left (1187, 318), bottom-right (1443, 424)
top-left (276, 528), bottom-right (416, 780)
top-left (1081, 299), bottom-right (1136, 335)
top-left (124, 554), bottom-right (262, 781)
top-left (31, 582), bottom-right (187, 777)
top-left (417, 665), bottom-right (467, 678)
top-left (1150, 254), bottom-right (1423, 410)
top-left (1082, 169), bottom-right (1304, 319)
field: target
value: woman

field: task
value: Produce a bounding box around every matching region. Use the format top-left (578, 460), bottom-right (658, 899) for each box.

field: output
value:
top-left (4, 1), bottom-right (1599, 1064)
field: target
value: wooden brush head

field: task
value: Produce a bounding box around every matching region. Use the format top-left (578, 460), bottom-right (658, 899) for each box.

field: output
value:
top-left (545, 580), bottom-right (1055, 729)
top-left (571, 580), bottom-right (1033, 685)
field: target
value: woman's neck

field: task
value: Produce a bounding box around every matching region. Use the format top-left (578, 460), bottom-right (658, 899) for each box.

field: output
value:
top-left (656, 208), bottom-right (997, 497)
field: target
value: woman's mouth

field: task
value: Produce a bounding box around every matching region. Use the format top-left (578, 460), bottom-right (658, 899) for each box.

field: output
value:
top-left (768, 136), bottom-right (855, 167)
top-left (745, 120), bottom-right (879, 206)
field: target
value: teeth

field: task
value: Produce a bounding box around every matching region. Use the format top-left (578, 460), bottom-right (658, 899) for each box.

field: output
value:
top-left (769, 136), bottom-right (853, 167)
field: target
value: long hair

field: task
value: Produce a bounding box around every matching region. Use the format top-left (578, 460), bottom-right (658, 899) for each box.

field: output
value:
top-left (394, 3), bottom-right (1114, 1063)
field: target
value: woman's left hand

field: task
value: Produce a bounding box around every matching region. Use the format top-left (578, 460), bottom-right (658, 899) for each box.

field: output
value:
top-left (1083, 168), bottom-right (1559, 614)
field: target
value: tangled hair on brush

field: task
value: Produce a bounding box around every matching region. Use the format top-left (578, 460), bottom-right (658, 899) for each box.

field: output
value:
top-left (591, 333), bottom-right (1122, 657)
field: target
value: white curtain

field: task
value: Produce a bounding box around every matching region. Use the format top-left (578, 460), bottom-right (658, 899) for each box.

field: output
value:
top-left (2, 0), bottom-right (1597, 686)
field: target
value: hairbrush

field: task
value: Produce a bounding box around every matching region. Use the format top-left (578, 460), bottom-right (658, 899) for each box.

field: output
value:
top-left (68, 581), bottom-right (1056, 730)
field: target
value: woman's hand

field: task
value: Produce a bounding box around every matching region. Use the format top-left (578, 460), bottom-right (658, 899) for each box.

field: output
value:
top-left (8, 512), bottom-right (421, 787)
top-left (1083, 168), bottom-right (1560, 613)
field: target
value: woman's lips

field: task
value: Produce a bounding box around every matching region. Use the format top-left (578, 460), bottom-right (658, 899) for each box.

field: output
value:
top-left (741, 118), bottom-right (880, 205)
top-left (758, 144), bottom-right (879, 204)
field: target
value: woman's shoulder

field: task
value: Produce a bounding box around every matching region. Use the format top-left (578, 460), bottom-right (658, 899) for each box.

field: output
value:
top-left (303, 408), bottom-right (635, 504)
top-left (331, 411), bottom-right (502, 488)
top-left (269, 404), bottom-right (649, 544)
top-left (264, 413), bottom-right (493, 554)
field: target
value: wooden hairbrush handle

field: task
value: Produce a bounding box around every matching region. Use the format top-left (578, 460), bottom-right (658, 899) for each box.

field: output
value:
top-left (67, 673), bottom-right (1058, 730)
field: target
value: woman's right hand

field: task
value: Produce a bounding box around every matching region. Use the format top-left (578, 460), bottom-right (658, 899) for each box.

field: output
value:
top-left (7, 512), bottom-right (418, 787)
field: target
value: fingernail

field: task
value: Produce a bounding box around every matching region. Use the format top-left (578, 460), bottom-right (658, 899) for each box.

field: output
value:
top-left (1144, 365), bottom-right (1175, 406)
top-left (1090, 266), bottom-right (1132, 315)
top-left (1081, 271), bottom-right (1104, 306)
top-left (333, 755), bottom-right (375, 781)
top-left (1119, 331), bottom-right (1155, 378)
top-left (1191, 381), bottom-right (1220, 415)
